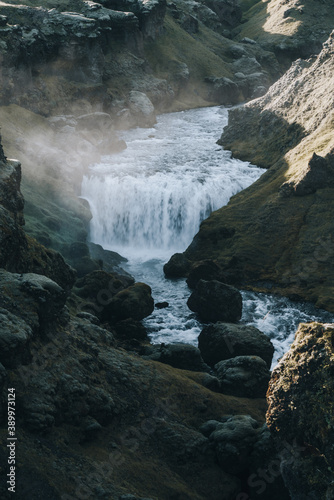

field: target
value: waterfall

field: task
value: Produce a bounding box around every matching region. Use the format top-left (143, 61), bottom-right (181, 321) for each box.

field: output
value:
top-left (81, 106), bottom-right (262, 258)
top-left (81, 105), bottom-right (334, 367)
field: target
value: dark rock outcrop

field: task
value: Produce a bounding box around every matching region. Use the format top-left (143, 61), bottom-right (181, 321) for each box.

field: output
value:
top-left (198, 322), bottom-right (274, 368)
top-left (267, 322), bottom-right (334, 499)
top-left (103, 282), bottom-right (154, 322)
top-left (142, 343), bottom-right (210, 372)
top-left (187, 279), bottom-right (242, 323)
top-left (215, 355), bottom-right (270, 398)
top-left (163, 252), bottom-right (192, 278)
top-left (186, 259), bottom-right (226, 289)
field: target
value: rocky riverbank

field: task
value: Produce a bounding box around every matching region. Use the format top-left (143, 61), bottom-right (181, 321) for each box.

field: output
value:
top-left (0, 142), bottom-right (289, 499)
top-left (1, 0), bottom-right (334, 498)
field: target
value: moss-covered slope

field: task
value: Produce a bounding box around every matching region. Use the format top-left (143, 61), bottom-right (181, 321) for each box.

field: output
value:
top-left (182, 31), bottom-right (334, 312)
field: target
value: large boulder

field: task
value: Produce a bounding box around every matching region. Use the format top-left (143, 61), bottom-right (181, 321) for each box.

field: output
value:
top-left (103, 282), bottom-right (154, 322)
top-left (187, 279), bottom-right (242, 323)
top-left (142, 343), bottom-right (210, 372)
top-left (215, 355), bottom-right (270, 398)
top-left (163, 252), bottom-right (192, 278)
top-left (267, 322), bottom-right (334, 499)
top-left (186, 260), bottom-right (227, 289)
top-left (198, 322), bottom-right (274, 368)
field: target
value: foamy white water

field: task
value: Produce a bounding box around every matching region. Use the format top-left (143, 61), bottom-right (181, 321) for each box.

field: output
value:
top-left (82, 106), bottom-right (261, 259)
top-left (82, 106), bottom-right (334, 368)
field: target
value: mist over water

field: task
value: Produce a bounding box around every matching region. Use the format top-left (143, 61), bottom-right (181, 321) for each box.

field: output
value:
top-left (82, 106), bottom-right (334, 367)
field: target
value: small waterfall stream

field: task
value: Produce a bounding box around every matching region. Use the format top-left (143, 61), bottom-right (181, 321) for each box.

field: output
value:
top-left (82, 106), bottom-right (334, 366)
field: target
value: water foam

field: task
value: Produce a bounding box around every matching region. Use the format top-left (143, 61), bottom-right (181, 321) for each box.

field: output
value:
top-left (81, 106), bottom-right (262, 259)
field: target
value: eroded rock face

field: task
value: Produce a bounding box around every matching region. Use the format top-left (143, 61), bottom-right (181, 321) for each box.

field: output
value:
top-left (187, 279), bottom-right (242, 323)
top-left (267, 322), bottom-right (334, 499)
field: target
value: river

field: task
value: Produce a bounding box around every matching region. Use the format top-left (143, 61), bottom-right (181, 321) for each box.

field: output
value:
top-left (81, 106), bottom-right (334, 367)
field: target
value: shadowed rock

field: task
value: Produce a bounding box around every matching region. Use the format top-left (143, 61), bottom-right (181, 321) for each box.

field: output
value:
top-left (187, 279), bottom-right (242, 323)
top-left (215, 355), bottom-right (270, 398)
top-left (198, 322), bottom-right (274, 368)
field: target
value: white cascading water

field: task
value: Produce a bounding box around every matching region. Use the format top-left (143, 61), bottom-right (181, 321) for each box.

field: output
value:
top-left (82, 106), bottom-right (261, 258)
top-left (82, 106), bottom-right (334, 367)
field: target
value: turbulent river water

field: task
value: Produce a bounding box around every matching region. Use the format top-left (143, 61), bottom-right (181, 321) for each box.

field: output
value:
top-left (82, 106), bottom-right (334, 367)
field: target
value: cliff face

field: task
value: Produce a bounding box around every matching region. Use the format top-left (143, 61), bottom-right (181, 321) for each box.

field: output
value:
top-left (179, 30), bottom-right (334, 312)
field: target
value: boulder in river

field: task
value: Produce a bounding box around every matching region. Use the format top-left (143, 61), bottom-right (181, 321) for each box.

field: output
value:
top-left (198, 322), bottom-right (274, 368)
top-left (104, 282), bottom-right (154, 322)
top-left (215, 355), bottom-right (271, 398)
top-left (186, 259), bottom-right (227, 289)
top-left (187, 279), bottom-right (242, 323)
top-left (163, 252), bottom-right (192, 278)
top-left (142, 343), bottom-right (210, 372)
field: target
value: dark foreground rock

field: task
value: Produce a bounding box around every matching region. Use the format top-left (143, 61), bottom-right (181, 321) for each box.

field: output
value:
top-left (142, 343), bottom-right (210, 372)
top-left (267, 322), bottom-right (334, 499)
top-left (198, 322), bottom-right (274, 368)
top-left (215, 355), bottom-right (271, 398)
top-left (187, 279), bottom-right (242, 323)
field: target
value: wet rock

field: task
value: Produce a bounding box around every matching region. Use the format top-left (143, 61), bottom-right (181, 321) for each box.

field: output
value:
top-left (74, 270), bottom-right (134, 318)
top-left (187, 279), bottom-right (242, 323)
top-left (248, 424), bottom-right (291, 500)
top-left (267, 322), bottom-right (334, 499)
top-left (163, 252), bottom-right (192, 278)
top-left (215, 355), bottom-right (270, 398)
top-left (186, 260), bottom-right (226, 289)
top-left (155, 301), bottom-right (169, 309)
top-left (76, 112), bottom-right (113, 132)
top-left (142, 343), bottom-right (210, 372)
top-left (104, 282), bottom-right (154, 322)
top-left (198, 322), bottom-right (274, 368)
top-left (87, 242), bottom-right (128, 274)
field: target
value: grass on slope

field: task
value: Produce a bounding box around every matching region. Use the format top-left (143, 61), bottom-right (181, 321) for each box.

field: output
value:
top-left (144, 14), bottom-right (234, 110)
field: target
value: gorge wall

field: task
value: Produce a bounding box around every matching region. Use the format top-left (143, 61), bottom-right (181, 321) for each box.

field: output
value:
top-left (171, 21), bottom-right (334, 312)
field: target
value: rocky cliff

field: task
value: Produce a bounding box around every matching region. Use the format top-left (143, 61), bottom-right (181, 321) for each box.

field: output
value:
top-left (175, 29), bottom-right (334, 312)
